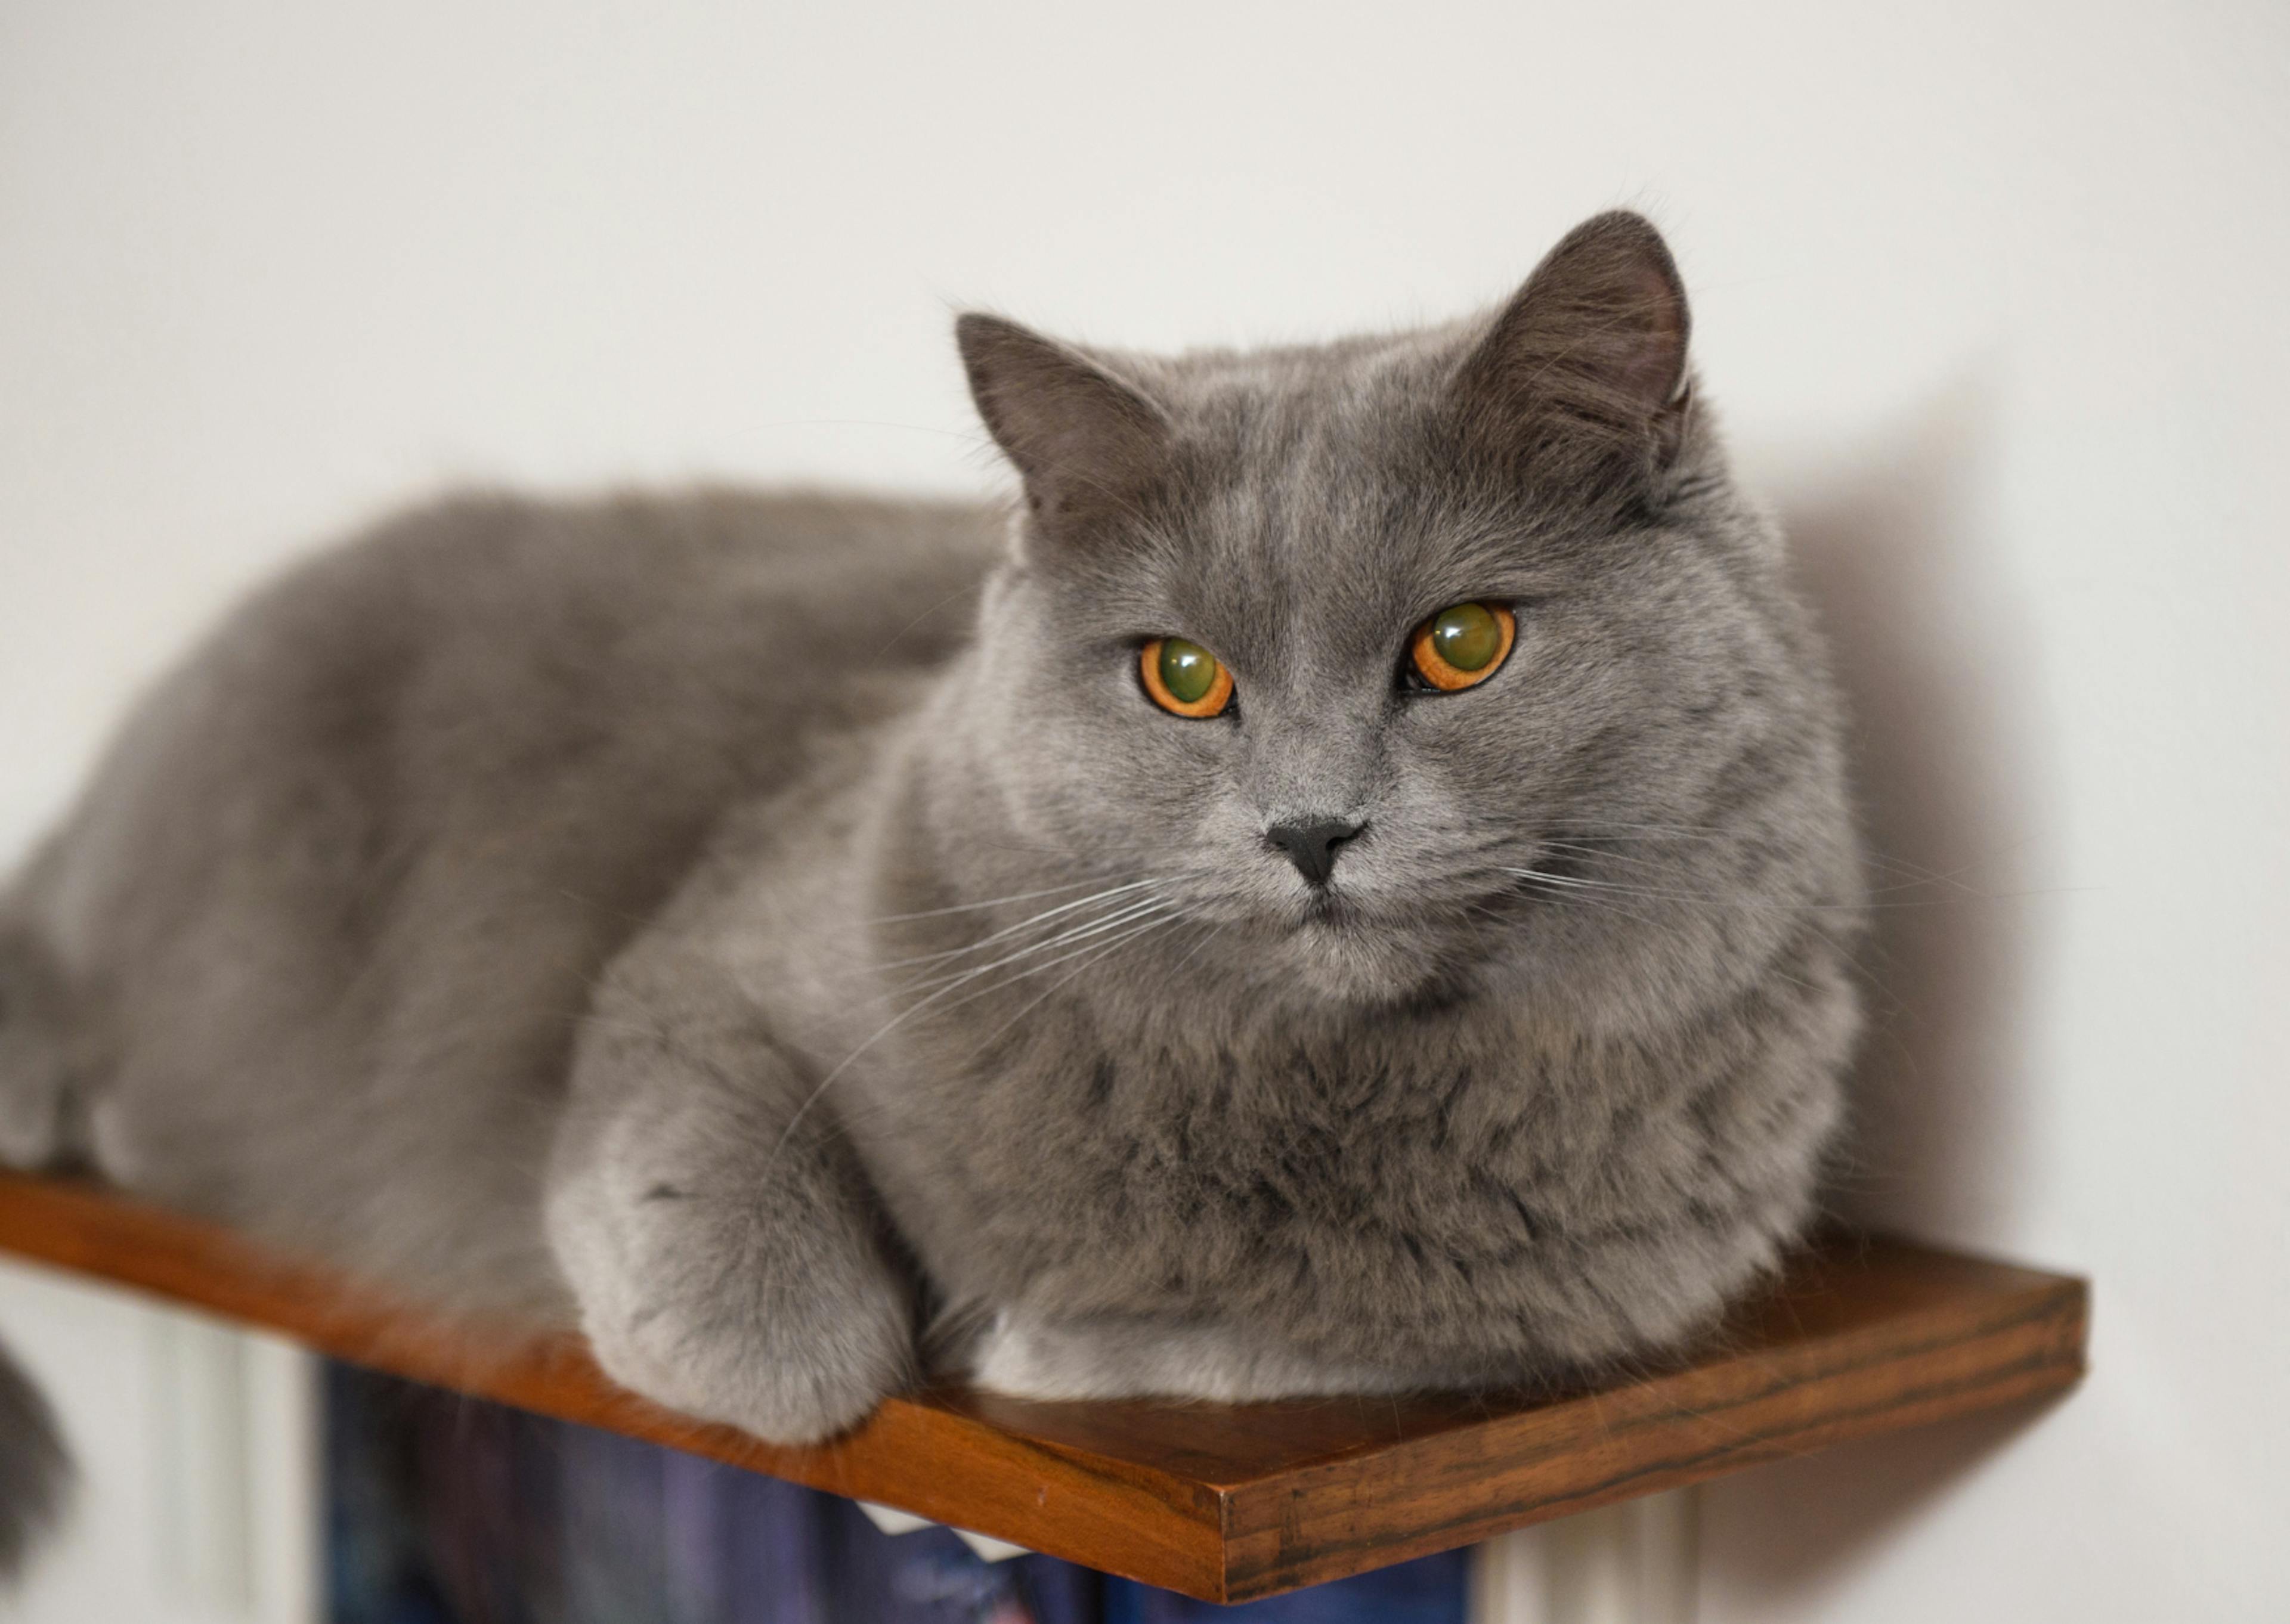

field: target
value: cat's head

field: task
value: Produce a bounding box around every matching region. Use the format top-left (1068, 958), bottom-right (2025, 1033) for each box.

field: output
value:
top-left (936, 212), bottom-right (1851, 1015)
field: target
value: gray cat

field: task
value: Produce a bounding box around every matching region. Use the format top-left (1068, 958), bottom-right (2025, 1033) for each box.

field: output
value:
top-left (0, 212), bottom-right (1861, 1563)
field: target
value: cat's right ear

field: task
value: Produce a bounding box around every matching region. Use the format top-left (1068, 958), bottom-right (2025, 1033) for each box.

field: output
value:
top-left (956, 314), bottom-right (1171, 539)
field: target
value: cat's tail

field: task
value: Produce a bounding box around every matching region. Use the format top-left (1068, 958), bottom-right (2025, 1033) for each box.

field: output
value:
top-left (0, 1339), bottom-right (70, 1579)
top-left (0, 872), bottom-right (81, 1578)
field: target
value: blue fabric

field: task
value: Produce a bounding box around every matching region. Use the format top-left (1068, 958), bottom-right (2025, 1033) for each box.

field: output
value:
top-left (324, 1361), bottom-right (1465, 1624)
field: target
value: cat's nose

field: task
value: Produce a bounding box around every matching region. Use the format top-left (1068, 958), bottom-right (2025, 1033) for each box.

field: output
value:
top-left (1264, 818), bottom-right (1365, 887)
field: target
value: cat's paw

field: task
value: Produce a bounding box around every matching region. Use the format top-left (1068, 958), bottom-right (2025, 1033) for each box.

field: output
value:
top-left (973, 1310), bottom-right (1410, 1402)
top-left (547, 1163), bottom-right (913, 1445)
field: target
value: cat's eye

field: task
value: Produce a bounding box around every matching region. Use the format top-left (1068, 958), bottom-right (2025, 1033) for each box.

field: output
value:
top-left (1139, 637), bottom-right (1234, 718)
top-left (1407, 602), bottom-right (1516, 693)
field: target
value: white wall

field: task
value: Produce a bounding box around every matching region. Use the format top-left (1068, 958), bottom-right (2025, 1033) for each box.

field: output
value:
top-left (0, 1262), bottom-right (315, 1623)
top-left (2, 2), bottom-right (2283, 1619)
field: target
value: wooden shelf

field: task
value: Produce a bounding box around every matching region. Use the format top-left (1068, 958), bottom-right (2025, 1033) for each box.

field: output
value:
top-left (0, 1171), bottom-right (2084, 1603)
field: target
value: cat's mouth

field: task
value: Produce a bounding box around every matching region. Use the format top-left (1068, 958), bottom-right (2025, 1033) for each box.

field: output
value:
top-left (1264, 889), bottom-right (1457, 1006)
top-left (1293, 888), bottom-right (1375, 934)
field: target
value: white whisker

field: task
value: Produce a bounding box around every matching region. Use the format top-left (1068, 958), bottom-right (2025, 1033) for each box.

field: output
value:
top-left (1509, 865), bottom-right (1874, 915)
top-left (944, 912), bottom-right (1188, 1061)
top-left (889, 895), bottom-right (1172, 996)
top-left (1504, 869), bottom-right (1662, 928)
top-left (1555, 820), bottom-right (1988, 891)
top-left (870, 876), bottom-right (1145, 925)
top-left (872, 879), bottom-right (1166, 973)
top-left (771, 901), bottom-right (1176, 1157)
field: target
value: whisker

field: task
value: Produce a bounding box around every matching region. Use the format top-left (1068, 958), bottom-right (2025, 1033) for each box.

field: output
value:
top-left (1553, 821), bottom-right (1988, 891)
top-left (1504, 870), bottom-right (1663, 929)
top-left (771, 903), bottom-right (1178, 1156)
top-left (797, 913), bottom-right (1196, 1160)
top-left (918, 911), bottom-right (1179, 1020)
top-left (870, 876), bottom-right (1150, 925)
top-left (1545, 836), bottom-right (1991, 900)
top-left (1508, 866), bottom-right (1875, 915)
top-left (872, 880), bottom-right (1167, 972)
top-left (887, 895), bottom-right (1173, 996)
top-left (948, 913), bottom-right (1191, 1066)
top-left (1536, 838), bottom-right (1938, 907)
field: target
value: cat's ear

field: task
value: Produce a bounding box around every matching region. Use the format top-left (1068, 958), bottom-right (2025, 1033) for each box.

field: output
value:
top-left (1448, 210), bottom-right (1692, 496)
top-left (955, 314), bottom-right (1171, 538)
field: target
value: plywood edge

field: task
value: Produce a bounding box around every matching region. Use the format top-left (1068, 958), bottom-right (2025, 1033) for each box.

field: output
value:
top-left (0, 1173), bottom-right (2088, 1604)
top-left (1214, 1256), bottom-right (2086, 1598)
top-left (0, 1172), bottom-right (1228, 1596)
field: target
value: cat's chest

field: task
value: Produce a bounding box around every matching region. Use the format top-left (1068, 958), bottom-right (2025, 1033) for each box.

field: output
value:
top-left (903, 1030), bottom-right (1562, 1275)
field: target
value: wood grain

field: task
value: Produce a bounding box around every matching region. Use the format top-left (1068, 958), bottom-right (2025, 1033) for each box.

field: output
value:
top-left (0, 1171), bottom-right (2085, 1601)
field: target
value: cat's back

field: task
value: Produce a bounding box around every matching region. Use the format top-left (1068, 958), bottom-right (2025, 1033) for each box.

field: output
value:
top-left (4, 489), bottom-right (997, 1301)
top-left (48, 487), bottom-right (998, 958)
top-left (239, 486), bottom-right (997, 731)
top-left (90, 488), bottom-right (985, 845)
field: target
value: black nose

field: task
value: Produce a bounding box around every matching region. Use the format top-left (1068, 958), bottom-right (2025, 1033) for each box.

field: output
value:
top-left (1264, 818), bottom-right (1364, 887)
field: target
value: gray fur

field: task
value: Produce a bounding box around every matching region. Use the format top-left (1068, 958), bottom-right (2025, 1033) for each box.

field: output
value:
top-left (0, 214), bottom-right (1862, 1539)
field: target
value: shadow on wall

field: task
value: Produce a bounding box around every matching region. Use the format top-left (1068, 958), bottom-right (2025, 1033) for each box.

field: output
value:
top-left (1778, 371), bottom-right (2050, 1245)
top-left (1701, 376), bottom-right (2063, 1611)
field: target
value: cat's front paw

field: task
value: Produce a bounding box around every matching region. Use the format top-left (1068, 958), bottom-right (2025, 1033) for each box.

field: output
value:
top-left (973, 1310), bottom-right (1413, 1402)
top-left (548, 1163), bottom-right (913, 1445)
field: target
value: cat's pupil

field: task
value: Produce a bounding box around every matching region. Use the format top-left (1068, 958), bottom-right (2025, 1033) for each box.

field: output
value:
top-left (1158, 639), bottom-right (1220, 705)
top-left (1429, 603), bottom-right (1502, 672)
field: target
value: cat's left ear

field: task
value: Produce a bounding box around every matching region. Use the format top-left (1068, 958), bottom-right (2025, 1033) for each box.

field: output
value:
top-left (1448, 210), bottom-right (1694, 497)
top-left (956, 313), bottom-right (1171, 540)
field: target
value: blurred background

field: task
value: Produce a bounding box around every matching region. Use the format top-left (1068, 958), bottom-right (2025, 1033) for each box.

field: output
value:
top-left (2, 2), bottom-right (2285, 1620)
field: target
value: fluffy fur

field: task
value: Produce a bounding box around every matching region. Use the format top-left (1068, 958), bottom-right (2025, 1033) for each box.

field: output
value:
top-left (0, 213), bottom-right (1861, 1566)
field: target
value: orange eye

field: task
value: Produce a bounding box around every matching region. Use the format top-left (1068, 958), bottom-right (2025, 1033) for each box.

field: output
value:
top-left (1408, 602), bottom-right (1516, 692)
top-left (1140, 637), bottom-right (1234, 718)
